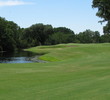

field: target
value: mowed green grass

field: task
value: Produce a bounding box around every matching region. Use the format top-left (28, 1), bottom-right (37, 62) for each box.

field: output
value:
top-left (0, 43), bottom-right (110, 100)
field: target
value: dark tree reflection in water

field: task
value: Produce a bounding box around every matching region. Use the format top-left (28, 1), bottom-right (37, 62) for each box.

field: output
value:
top-left (0, 51), bottom-right (37, 63)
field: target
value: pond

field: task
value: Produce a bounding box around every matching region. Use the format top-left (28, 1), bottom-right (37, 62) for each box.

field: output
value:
top-left (0, 50), bottom-right (44, 63)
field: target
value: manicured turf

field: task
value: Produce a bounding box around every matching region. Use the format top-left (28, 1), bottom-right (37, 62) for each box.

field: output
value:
top-left (0, 43), bottom-right (110, 100)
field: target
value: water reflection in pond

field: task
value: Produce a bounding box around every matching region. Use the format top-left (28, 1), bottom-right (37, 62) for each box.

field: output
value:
top-left (0, 51), bottom-right (41, 63)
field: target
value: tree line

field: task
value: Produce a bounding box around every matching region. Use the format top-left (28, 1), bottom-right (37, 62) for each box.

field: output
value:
top-left (0, 17), bottom-right (110, 52)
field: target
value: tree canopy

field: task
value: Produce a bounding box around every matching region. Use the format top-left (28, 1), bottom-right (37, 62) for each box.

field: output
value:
top-left (92, 0), bottom-right (110, 34)
top-left (92, 0), bottom-right (110, 21)
top-left (0, 17), bottom-right (20, 51)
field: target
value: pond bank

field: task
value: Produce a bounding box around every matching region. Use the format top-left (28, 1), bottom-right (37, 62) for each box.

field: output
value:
top-left (30, 55), bottom-right (48, 63)
top-left (0, 50), bottom-right (47, 63)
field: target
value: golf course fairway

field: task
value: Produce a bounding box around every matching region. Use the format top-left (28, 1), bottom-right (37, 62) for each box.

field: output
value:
top-left (0, 43), bottom-right (110, 100)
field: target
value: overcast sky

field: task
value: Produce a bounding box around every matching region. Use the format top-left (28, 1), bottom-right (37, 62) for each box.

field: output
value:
top-left (0, 0), bottom-right (106, 34)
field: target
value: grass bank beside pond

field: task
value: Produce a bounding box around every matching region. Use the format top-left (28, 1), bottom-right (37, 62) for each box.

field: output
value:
top-left (0, 43), bottom-right (110, 100)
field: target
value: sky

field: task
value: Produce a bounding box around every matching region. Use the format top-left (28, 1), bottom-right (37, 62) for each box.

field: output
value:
top-left (0, 0), bottom-right (106, 34)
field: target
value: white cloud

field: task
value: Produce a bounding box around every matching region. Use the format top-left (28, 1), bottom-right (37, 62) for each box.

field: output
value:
top-left (0, 0), bottom-right (34, 7)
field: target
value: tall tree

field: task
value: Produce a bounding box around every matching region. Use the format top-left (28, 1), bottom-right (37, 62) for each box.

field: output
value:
top-left (76, 29), bottom-right (100, 43)
top-left (92, 0), bottom-right (110, 34)
top-left (0, 17), bottom-right (20, 51)
top-left (103, 21), bottom-right (110, 34)
top-left (92, 0), bottom-right (110, 21)
top-left (23, 23), bottom-right (54, 46)
top-left (46, 27), bottom-right (75, 45)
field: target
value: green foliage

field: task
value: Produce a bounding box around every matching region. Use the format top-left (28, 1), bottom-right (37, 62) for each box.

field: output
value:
top-left (47, 32), bottom-right (71, 44)
top-left (22, 23), bottom-right (54, 47)
top-left (46, 27), bottom-right (75, 45)
top-left (103, 21), bottom-right (110, 34)
top-left (100, 34), bottom-right (110, 42)
top-left (76, 29), bottom-right (100, 43)
top-left (0, 17), bottom-right (20, 51)
top-left (92, 0), bottom-right (110, 34)
top-left (54, 27), bottom-right (74, 34)
top-left (22, 26), bottom-right (75, 46)
top-left (92, 0), bottom-right (110, 21)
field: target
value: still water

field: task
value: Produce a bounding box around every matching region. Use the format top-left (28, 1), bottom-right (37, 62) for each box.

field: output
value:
top-left (0, 51), bottom-right (39, 63)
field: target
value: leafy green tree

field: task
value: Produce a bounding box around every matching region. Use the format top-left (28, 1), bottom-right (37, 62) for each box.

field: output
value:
top-left (76, 29), bottom-right (100, 43)
top-left (103, 21), bottom-right (110, 34)
top-left (92, 0), bottom-right (110, 34)
top-left (0, 17), bottom-right (6, 51)
top-left (46, 27), bottom-right (75, 45)
top-left (92, 31), bottom-right (100, 43)
top-left (22, 23), bottom-right (54, 47)
top-left (0, 17), bottom-right (21, 51)
top-left (54, 27), bottom-right (75, 35)
top-left (92, 0), bottom-right (110, 22)
top-left (77, 30), bottom-right (93, 43)
top-left (100, 34), bottom-right (110, 43)
top-left (47, 32), bottom-right (69, 44)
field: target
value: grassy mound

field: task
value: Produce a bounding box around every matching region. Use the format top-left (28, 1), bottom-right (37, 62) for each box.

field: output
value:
top-left (0, 43), bottom-right (110, 100)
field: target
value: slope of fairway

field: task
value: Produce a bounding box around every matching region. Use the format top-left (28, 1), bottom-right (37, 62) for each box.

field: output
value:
top-left (0, 43), bottom-right (110, 100)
